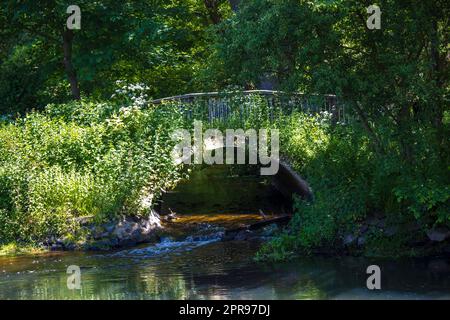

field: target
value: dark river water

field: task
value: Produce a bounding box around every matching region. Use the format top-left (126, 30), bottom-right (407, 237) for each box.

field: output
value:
top-left (0, 166), bottom-right (449, 300)
top-left (1, 240), bottom-right (450, 300)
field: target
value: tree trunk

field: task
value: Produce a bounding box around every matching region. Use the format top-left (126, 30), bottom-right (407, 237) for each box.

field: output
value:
top-left (62, 29), bottom-right (81, 100)
top-left (398, 104), bottom-right (414, 163)
top-left (353, 101), bottom-right (384, 154)
top-left (430, 19), bottom-right (444, 129)
top-left (204, 0), bottom-right (222, 24)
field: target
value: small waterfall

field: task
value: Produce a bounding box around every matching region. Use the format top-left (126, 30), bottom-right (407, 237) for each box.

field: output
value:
top-left (114, 231), bottom-right (224, 258)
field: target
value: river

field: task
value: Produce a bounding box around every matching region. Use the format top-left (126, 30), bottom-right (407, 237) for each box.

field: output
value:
top-left (0, 166), bottom-right (449, 300)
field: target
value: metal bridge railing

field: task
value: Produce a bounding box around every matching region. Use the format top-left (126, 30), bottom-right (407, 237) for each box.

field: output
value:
top-left (151, 90), bottom-right (345, 124)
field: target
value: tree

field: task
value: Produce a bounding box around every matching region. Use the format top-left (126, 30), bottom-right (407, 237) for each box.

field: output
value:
top-left (210, 0), bottom-right (449, 155)
top-left (3, 1), bottom-right (84, 100)
top-left (0, 0), bottom-right (222, 111)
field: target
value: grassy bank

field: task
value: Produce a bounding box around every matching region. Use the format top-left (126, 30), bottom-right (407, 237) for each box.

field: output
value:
top-left (0, 85), bottom-right (187, 246)
top-left (0, 243), bottom-right (46, 256)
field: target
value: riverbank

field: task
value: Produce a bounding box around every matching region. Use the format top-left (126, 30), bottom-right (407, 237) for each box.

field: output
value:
top-left (1, 159), bottom-right (448, 261)
top-left (4, 215), bottom-right (448, 261)
top-left (0, 92), bottom-right (188, 248)
top-left (0, 243), bottom-right (46, 256)
top-left (252, 109), bottom-right (449, 261)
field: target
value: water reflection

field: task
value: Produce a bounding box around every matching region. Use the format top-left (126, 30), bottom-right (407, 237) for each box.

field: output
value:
top-left (1, 240), bottom-right (449, 300)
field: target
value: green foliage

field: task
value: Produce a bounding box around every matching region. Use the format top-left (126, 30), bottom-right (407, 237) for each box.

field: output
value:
top-left (0, 0), bottom-right (448, 260)
top-left (256, 233), bottom-right (297, 262)
top-left (205, 0), bottom-right (449, 260)
top-left (209, 0), bottom-right (338, 90)
top-left (0, 85), bottom-right (187, 244)
top-left (0, 243), bottom-right (45, 256)
top-left (259, 114), bottom-right (449, 260)
top-left (171, 96), bottom-right (448, 261)
top-left (0, 0), bottom-right (224, 112)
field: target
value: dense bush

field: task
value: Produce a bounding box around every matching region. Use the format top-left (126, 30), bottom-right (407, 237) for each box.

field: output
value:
top-left (0, 87), bottom-right (186, 244)
top-left (258, 111), bottom-right (449, 260)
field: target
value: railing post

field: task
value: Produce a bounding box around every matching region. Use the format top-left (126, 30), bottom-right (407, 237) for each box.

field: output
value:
top-left (327, 95), bottom-right (338, 126)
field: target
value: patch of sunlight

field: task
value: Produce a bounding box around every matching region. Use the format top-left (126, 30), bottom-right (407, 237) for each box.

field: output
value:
top-left (0, 243), bottom-right (45, 257)
top-left (171, 213), bottom-right (267, 229)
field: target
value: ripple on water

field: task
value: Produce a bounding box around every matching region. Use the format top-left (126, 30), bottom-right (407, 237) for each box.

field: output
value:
top-left (110, 233), bottom-right (224, 259)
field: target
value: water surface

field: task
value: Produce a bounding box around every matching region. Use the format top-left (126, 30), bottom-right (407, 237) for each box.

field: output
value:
top-left (1, 240), bottom-right (449, 300)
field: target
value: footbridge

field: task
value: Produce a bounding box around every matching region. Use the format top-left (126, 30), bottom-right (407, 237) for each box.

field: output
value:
top-left (152, 90), bottom-right (344, 203)
top-left (151, 90), bottom-right (345, 124)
